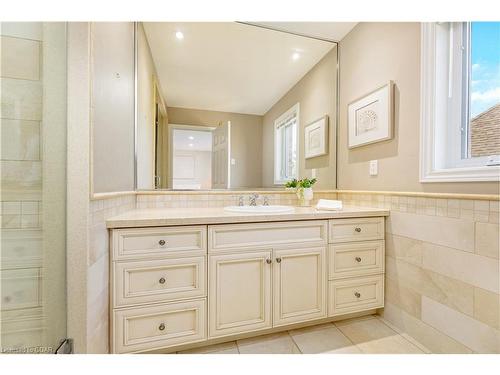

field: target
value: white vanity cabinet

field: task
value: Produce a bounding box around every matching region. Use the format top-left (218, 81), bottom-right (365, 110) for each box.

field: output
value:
top-left (109, 214), bottom-right (386, 354)
top-left (327, 217), bottom-right (385, 316)
top-left (110, 226), bottom-right (208, 354)
top-left (207, 221), bottom-right (328, 338)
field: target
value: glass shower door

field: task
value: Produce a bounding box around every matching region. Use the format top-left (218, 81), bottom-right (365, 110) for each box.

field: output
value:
top-left (1, 22), bottom-right (68, 353)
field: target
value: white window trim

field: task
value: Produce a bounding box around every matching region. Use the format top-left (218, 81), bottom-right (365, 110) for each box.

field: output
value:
top-left (274, 103), bottom-right (300, 185)
top-left (420, 23), bottom-right (500, 183)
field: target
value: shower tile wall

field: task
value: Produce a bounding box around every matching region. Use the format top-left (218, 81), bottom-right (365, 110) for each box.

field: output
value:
top-left (1, 23), bottom-right (45, 351)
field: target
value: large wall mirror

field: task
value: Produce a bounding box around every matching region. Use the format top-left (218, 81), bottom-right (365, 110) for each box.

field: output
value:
top-left (136, 22), bottom-right (338, 191)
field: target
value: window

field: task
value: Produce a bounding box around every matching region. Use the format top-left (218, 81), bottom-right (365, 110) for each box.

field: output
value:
top-left (420, 22), bottom-right (500, 182)
top-left (274, 103), bottom-right (299, 184)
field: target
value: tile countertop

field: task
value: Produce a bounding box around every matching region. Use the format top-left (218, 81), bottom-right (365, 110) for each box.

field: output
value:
top-left (106, 206), bottom-right (390, 229)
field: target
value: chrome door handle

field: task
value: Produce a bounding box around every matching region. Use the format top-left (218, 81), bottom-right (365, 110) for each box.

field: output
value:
top-left (276, 257), bottom-right (282, 263)
top-left (266, 258), bottom-right (272, 264)
top-left (354, 292), bottom-right (361, 298)
top-left (158, 239), bottom-right (166, 246)
top-left (355, 257), bottom-right (362, 262)
top-left (159, 277), bottom-right (166, 284)
top-left (158, 323), bottom-right (166, 331)
top-left (354, 227), bottom-right (362, 233)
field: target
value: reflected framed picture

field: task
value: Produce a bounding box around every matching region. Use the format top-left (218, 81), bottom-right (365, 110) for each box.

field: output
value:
top-left (304, 115), bottom-right (329, 159)
top-left (348, 81), bottom-right (394, 148)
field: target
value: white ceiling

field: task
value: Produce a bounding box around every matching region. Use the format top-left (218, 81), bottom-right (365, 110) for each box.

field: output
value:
top-left (173, 129), bottom-right (212, 151)
top-left (143, 22), bottom-right (337, 115)
top-left (252, 22), bottom-right (358, 42)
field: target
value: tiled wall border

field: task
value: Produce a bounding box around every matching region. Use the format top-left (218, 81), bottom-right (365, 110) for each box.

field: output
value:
top-left (91, 189), bottom-right (499, 202)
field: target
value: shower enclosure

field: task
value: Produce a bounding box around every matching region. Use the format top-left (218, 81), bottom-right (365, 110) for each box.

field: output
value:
top-left (1, 22), bottom-right (68, 353)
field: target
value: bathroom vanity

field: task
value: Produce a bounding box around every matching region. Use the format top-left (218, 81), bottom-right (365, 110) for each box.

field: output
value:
top-left (107, 207), bottom-right (388, 353)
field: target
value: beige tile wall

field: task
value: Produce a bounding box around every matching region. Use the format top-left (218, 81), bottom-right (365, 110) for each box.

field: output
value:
top-left (87, 194), bottom-right (135, 353)
top-left (0, 23), bottom-right (44, 352)
top-left (337, 192), bottom-right (500, 353)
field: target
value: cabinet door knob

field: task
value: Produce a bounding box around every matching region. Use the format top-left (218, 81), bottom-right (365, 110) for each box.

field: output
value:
top-left (266, 258), bottom-right (272, 264)
top-left (158, 239), bottom-right (166, 246)
top-left (159, 277), bottom-right (166, 284)
top-left (354, 227), bottom-right (362, 233)
top-left (158, 323), bottom-right (166, 331)
top-left (276, 257), bottom-right (282, 263)
top-left (354, 292), bottom-right (361, 298)
top-left (355, 257), bottom-right (362, 262)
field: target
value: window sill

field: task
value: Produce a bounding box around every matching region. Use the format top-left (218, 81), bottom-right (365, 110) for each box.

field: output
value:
top-left (420, 165), bottom-right (500, 183)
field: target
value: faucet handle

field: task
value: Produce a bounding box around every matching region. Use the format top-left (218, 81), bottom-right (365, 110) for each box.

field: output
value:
top-left (249, 193), bottom-right (259, 206)
top-left (263, 196), bottom-right (269, 206)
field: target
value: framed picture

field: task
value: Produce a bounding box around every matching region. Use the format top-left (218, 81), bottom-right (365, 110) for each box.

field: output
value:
top-left (348, 81), bottom-right (394, 148)
top-left (304, 115), bottom-right (329, 159)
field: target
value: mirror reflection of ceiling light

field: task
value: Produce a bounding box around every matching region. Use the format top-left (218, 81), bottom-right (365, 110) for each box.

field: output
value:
top-left (292, 52), bottom-right (300, 60)
top-left (175, 31), bottom-right (184, 40)
top-left (188, 136), bottom-right (194, 140)
top-left (188, 143), bottom-right (194, 147)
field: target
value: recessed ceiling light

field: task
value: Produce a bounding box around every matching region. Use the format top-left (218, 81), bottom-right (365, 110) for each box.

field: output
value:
top-left (188, 136), bottom-right (194, 140)
top-left (292, 52), bottom-right (300, 60)
top-left (188, 143), bottom-right (194, 147)
top-left (175, 31), bottom-right (184, 40)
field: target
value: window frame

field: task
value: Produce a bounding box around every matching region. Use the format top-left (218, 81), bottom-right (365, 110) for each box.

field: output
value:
top-left (274, 103), bottom-right (300, 185)
top-left (420, 22), bottom-right (500, 183)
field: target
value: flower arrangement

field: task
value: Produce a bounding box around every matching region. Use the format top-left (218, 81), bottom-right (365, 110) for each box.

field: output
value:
top-left (285, 178), bottom-right (317, 206)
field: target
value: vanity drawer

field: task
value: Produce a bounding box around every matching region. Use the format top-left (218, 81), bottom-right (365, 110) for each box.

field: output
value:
top-left (112, 226), bottom-right (207, 260)
top-left (112, 299), bottom-right (207, 353)
top-left (329, 217), bottom-right (384, 243)
top-left (328, 240), bottom-right (384, 279)
top-left (208, 220), bottom-right (327, 253)
top-left (113, 256), bottom-right (206, 307)
top-left (328, 275), bottom-right (384, 316)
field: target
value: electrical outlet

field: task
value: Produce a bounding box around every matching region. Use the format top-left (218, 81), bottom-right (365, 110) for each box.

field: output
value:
top-left (369, 160), bottom-right (378, 176)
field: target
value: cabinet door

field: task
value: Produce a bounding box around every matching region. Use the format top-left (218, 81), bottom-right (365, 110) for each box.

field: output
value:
top-left (273, 246), bottom-right (326, 327)
top-left (209, 250), bottom-right (272, 338)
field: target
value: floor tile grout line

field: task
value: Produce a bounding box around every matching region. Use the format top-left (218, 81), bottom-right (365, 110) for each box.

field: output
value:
top-left (374, 315), bottom-right (429, 354)
top-left (331, 320), bottom-right (367, 354)
top-left (286, 330), bottom-right (303, 354)
top-left (234, 340), bottom-right (240, 354)
top-left (329, 321), bottom-right (358, 347)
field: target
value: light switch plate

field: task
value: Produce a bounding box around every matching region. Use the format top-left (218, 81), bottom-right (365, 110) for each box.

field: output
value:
top-left (369, 160), bottom-right (378, 176)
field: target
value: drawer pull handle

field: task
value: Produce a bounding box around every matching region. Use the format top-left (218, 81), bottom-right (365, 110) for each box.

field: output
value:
top-left (158, 239), bottom-right (166, 246)
top-left (159, 277), bottom-right (166, 284)
top-left (158, 323), bottom-right (166, 331)
top-left (276, 257), bottom-right (282, 263)
top-left (266, 258), bottom-right (272, 264)
top-left (354, 227), bottom-right (362, 233)
top-left (354, 292), bottom-right (361, 298)
top-left (355, 257), bottom-right (362, 262)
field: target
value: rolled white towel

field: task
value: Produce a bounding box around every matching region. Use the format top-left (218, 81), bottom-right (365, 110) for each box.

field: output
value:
top-left (316, 199), bottom-right (343, 211)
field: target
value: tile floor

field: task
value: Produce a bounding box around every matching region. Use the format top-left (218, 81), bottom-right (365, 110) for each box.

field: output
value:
top-left (177, 315), bottom-right (431, 354)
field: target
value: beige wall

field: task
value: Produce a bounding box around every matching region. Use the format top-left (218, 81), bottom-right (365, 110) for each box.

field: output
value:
top-left (338, 22), bottom-right (499, 195)
top-left (167, 106), bottom-right (263, 188)
top-left (262, 47), bottom-right (337, 189)
top-left (91, 22), bottom-right (135, 193)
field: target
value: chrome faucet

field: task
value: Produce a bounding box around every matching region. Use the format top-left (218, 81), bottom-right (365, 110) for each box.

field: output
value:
top-left (249, 193), bottom-right (259, 206)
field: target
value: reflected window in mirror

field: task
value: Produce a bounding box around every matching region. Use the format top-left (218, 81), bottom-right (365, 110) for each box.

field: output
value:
top-left (274, 103), bottom-right (299, 185)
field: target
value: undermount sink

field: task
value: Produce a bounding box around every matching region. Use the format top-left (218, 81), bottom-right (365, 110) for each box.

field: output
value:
top-left (224, 205), bottom-right (295, 214)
